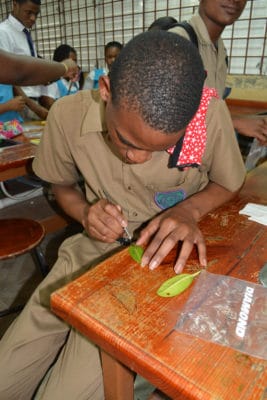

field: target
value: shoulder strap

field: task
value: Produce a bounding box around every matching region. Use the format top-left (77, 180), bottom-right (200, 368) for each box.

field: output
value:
top-left (171, 21), bottom-right (198, 49)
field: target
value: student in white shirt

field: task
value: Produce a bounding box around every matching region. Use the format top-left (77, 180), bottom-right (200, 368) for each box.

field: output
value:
top-left (39, 44), bottom-right (80, 110)
top-left (0, 0), bottom-right (48, 120)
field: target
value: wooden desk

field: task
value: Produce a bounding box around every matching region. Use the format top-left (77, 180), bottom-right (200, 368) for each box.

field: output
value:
top-left (241, 160), bottom-right (267, 202)
top-left (0, 121), bottom-right (46, 181)
top-left (0, 137), bottom-right (36, 181)
top-left (51, 163), bottom-right (267, 400)
top-left (226, 98), bottom-right (267, 116)
top-left (0, 130), bottom-right (70, 233)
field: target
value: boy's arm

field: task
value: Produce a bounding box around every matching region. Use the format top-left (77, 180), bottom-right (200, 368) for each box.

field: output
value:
top-left (52, 183), bottom-right (88, 226)
top-left (137, 180), bottom-right (243, 274)
top-left (52, 183), bottom-right (128, 242)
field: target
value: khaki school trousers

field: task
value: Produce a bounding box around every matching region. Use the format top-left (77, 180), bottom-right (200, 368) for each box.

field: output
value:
top-left (0, 233), bottom-right (120, 400)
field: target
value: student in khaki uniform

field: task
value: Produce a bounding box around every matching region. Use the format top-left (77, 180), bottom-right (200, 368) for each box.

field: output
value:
top-left (169, 0), bottom-right (267, 147)
top-left (0, 31), bottom-right (246, 400)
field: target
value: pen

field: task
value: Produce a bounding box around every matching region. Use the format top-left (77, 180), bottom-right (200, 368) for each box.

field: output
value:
top-left (101, 190), bottom-right (132, 242)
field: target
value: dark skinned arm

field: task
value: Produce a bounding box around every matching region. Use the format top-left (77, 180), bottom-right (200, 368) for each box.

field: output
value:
top-left (0, 49), bottom-right (78, 86)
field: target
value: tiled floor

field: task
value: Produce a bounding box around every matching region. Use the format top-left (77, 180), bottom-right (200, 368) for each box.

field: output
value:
top-left (0, 222), bottom-right (157, 399)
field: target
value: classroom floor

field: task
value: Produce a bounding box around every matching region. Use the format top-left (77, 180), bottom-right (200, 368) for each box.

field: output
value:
top-left (0, 222), bottom-right (156, 400)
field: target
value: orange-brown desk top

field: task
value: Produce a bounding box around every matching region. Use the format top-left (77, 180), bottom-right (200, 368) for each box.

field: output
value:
top-left (226, 98), bottom-right (267, 116)
top-left (0, 122), bottom-right (44, 181)
top-left (0, 139), bottom-right (36, 181)
top-left (51, 162), bottom-right (267, 400)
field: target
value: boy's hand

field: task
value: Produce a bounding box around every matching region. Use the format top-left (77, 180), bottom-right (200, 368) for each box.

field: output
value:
top-left (136, 206), bottom-right (207, 274)
top-left (82, 199), bottom-right (128, 243)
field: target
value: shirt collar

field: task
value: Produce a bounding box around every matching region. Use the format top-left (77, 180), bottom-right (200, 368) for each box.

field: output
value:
top-left (191, 12), bottom-right (224, 50)
top-left (9, 14), bottom-right (26, 32)
top-left (80, 90), bottom-right (107, 136)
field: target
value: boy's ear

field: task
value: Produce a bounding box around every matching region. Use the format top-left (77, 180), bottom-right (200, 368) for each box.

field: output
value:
top-left (99, 75), bottom-right (111, 102)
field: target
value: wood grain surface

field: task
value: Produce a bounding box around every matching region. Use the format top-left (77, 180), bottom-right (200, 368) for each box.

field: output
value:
top-left (51, 162), bottom-right (267, 399)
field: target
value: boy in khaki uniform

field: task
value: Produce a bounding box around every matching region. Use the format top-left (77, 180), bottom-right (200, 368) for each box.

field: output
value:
top-left (169, 0), bottom-right (267, 148)
top-left (0, 31), bottom-right (245, 400)
top-left (170, 0), bottom-right (267, 153)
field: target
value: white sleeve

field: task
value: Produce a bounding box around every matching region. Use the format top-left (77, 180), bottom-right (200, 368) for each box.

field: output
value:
top-left (0, 29), bottom-right (13, 51)
top-left (40, 82), bottom-right (59, 98)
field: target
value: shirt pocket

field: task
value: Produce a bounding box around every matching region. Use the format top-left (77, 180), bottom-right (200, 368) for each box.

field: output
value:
top-left (146, 178), bottom-right (187, 212)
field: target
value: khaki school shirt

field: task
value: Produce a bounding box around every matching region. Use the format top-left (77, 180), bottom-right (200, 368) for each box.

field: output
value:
top-left (169, 13), bottom-right (228, 98)
top-left (33, 90), bottom-right (245, 236)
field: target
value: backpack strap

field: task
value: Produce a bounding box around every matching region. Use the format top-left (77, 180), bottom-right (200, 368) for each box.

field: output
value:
top-left (171, 21), bottom-right (198, 49)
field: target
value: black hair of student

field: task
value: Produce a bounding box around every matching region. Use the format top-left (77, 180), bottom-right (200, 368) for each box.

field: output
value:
top-left (53, 44), bottom-right (76, 62)
top-left (105, 41), bottom-right (123, 53)
top-left (16, 0), bottom-right (41, 4)
top-left (148, 16), bottom-right (178, 31)
top-left (109, 31), bottom-right (206, 134)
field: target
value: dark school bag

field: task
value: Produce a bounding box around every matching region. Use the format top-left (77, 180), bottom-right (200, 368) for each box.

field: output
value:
top-left (171, 20), bottom-right (228, 67)
top-left (170, 21), bottom-right (199, 48)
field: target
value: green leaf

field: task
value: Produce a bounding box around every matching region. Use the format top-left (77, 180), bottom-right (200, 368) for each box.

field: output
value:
top-left (128, 244), bottom-right (144, 264)
top-left (157, 271), bottom-right (201, 297)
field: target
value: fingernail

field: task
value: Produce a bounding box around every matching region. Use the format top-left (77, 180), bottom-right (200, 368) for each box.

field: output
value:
top-left (149, 260), bottom-right (158, 270)
top-left (121, 220), bottom-right (127, 228)
top-left (141, 258), bottom-right (148, 268)
top-left (174, 263), bottom-right (183, 274)
top-left (202, 258), bottom-right (207, 267)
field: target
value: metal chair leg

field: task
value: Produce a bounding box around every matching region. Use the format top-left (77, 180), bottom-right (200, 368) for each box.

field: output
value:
top-left (0, 304), bottom-right (24, 318)
top-left (32, 246), bottom-right (49, 277)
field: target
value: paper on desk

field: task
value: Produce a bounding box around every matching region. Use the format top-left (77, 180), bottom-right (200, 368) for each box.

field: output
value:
top-left (239, 203), bottom-right (267, 226)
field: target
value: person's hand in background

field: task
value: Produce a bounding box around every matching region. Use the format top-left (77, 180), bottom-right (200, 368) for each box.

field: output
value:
top-left (5, 96), bottom-right (26, 112)
top-left (61, 58), bottom-right (79, 81)
top-left (233, 116), bottom-right (267, 146)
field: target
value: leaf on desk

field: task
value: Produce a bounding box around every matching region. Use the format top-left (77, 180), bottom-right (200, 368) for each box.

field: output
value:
top-left (128, 244), bottom-right (144, 264)
top-left (157, 271), bottom-right (201, 297)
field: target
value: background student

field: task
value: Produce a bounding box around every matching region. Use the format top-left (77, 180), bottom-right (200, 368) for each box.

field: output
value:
top-left (0, 85), bottom-right (25, 124)
top-left (40, 44), bottom-right (81, 110)
top-left (169, 0), bottom-right (267, 157)
top-left (0, 0), bottom-right (50, 120)
top-left (104, 41), bottom-right (123, 73)
top-left (83, 40), bottom-right (123, 89)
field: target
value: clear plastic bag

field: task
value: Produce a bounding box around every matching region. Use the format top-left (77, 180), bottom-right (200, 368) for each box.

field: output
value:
top-left (245, 138), bottom-right (267, 171)
top-left (175, 270), bottom-right (267, 360)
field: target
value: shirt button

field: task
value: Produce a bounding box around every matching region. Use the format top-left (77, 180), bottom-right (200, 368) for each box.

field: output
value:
top-left (128, 186), bottom-right (131, 190)
top-left (133, 212), bottom-right (138, 217)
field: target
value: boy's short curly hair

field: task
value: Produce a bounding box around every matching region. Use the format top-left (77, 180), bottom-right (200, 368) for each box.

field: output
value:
top-left (110, 30), bottom-right (206, 134)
